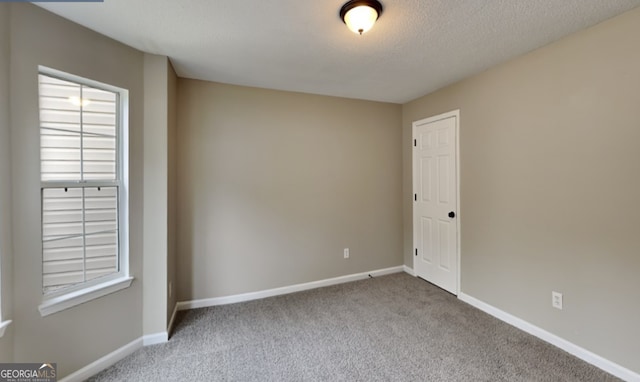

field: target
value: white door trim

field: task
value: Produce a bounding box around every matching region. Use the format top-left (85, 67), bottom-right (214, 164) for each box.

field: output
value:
top-left (412, 109), bottom-right (461, 295)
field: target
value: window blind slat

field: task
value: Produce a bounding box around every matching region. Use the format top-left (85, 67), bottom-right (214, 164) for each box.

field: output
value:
top-left (42, 222), bottom-right (84, 238)
top-left (85, 244), bottom-right (117, 258)
top-left (39, 97), bottom-right (81, 112)
top-left (86, 269), bottom-right (117, 282)
top-left (82, 112), bottom-right (115, 126)
top-left (39, 85), bottom-right (81, 99)
top-left (43, 258), bottom-right (85, 274)
top-left (85, 232), bottom-right (118, 247)
top-left (41, 148), bottom-right (82, 161)
top-left (43, 247), bottom-right (84, 262)
top-left (42, 235), bottom-right (84, 250)
top-left (41, 134), bottom-right (81, 147)
top-left (82, 87), bottom-right (116, 102)
top-left (83, 136), bottom-right (116, 150)
top-left (44, 272), bottom-right (85, 291)
top-left (43, 210), bottom-right (84, 224)
top-left (86, 256), bottom-right (117, 270)
top-left (41, 109), bottom-right (81, 124)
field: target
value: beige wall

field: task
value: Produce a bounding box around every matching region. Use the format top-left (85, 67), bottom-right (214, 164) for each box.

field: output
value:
top-left (402, 8), bottom-right (640, 373)
top-left (142, 54), bottom-right (169, 336)
top-left (0, 2), bottom-right (14, 362)
top-left (142, 54), bottom-right (179, 335)
top-left (177, 80), bottom-right (403, 300)
top-left (9, 4), bottom-right (144, 376)
top-left (167, 61), bottom-right (178, 326)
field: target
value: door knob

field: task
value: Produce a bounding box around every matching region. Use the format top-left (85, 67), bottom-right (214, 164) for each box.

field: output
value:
top-left (448, 211), bottom-right (456, 218)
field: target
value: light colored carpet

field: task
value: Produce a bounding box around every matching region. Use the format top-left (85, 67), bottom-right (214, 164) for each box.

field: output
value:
top-left (88, 273), bottom-right (619, 381)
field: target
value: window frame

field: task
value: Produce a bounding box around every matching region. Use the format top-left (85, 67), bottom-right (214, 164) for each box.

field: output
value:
top-left (37, 66), bottom-right (132, 317)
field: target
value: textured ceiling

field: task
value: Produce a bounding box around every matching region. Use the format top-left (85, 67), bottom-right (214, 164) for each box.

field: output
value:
top-left (37, 0), bottom-right (640, 103)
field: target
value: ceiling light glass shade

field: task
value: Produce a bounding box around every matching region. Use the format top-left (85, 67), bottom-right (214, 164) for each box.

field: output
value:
top-left (340, 0), bottom-right (383, 35)
top-left (344, 6), bottom-right (378, 34)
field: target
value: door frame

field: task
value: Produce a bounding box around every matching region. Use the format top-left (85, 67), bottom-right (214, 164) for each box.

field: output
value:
top-left (412, 109), bottom-right (461, 295)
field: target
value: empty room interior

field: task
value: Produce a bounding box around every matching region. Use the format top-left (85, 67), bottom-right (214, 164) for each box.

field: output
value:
top-left (0, 1), bottom-right (639, 381)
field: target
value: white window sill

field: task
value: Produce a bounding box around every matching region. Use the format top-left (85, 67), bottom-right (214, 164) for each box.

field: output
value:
top-left (38, 276), bottom-right (134, 317)
top-left (0, 320), bottom-right (11, 338)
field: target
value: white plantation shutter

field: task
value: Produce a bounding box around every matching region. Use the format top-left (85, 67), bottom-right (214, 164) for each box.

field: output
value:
top-left (39, 73), bottom-right (122, 294)
top-left (39, 75), bottom-right (117, 181)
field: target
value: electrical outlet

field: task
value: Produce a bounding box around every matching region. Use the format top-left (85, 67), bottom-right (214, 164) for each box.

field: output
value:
top-left (552, 291), bottom-right (563, 310)
top-left (344, 248), bottom-right (350, 259)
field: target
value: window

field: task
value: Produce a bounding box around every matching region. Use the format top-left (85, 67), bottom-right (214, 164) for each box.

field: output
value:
top-left (37, 67), bottom-right (131, 316)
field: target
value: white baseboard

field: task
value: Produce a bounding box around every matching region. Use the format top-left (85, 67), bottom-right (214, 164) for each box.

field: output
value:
top-left (459, 293), bottom-right (640, 382)
top-left (167, 302), bottom-right (178, 337)
top-left (0, 320), bottom-right (11, 338)
top-left (403, 265), bottom-right (415, 276)
top-left (177, 265), bottom-right (404, 311)
top-left (143, 304), bottom-right (180, 345)
top-left (59, 338), bottom-right (142, 382)
top-left (60, 332), bottom-right (167, 381)
top-left (142, 331), bottom-right (168, 346)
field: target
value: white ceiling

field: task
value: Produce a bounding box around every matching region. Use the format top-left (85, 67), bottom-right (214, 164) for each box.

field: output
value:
top-left (37, 0), bottom-right (640, 104)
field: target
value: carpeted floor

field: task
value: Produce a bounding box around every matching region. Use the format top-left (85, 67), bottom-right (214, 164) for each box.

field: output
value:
top-left (88, 273), bottom-right (620, 381)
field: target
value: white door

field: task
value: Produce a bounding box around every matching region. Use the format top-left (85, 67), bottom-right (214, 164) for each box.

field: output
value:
top-left (413, 111), bottom-right (459, 295)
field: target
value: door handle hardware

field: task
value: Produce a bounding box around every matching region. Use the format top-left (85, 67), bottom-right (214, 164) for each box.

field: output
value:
top-left (448, 211), bottom-right (456, 218)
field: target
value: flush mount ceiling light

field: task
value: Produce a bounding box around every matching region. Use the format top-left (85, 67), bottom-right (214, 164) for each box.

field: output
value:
top-left (340, 0), bottom-right (383, 35)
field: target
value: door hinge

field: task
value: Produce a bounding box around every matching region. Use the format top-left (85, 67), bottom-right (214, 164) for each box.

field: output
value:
top-left (415, 248), bottom-right (418, 256)
top-left (414, 194), bottom-right (417, 201)
top-left (413, 139), bottom-right (417, 147)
